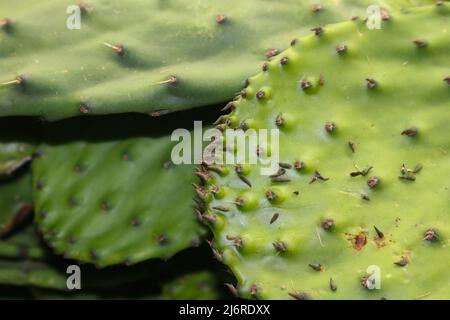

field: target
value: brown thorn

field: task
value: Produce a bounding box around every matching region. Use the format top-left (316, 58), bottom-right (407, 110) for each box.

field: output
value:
top-left (103, 42), bottom-right (125, 56)
top-left (224, 283), bottom-right (239, 298)
top-left (238, 174), bottom-right (252, 188)
top-left (373, 225), bottom-right (384, 239)
top-left (270, 213), bottom-right (279, 224)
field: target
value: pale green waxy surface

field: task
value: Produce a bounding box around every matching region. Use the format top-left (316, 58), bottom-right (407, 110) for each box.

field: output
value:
top-left (0, 0), bottom-right (437, 120)
top-left (202, 5), bottom-right (450, 299)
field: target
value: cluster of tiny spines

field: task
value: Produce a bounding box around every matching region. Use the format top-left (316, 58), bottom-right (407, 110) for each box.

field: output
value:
top-left (202, 8), bottom-right (448, 299)
top-left (33, 149), bottom-right (174, 266)
top-left (0, 5), bottom-right (232, 117)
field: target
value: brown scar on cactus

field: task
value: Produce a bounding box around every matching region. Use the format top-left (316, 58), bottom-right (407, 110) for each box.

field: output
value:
top-left (348, 231), bottom-right (367, 251)
top-left (215, 15), bottom-right (227, 24)
top-left (103, 42), bottom-right (125, 56)
top-left (348, 141), bottom-right (356, 153)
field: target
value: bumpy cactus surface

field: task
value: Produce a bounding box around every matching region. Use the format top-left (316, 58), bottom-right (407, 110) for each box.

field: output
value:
top-left (0, 0), bottom-right (435, 120)
top-left (199, 4), bottom-right (450, 299)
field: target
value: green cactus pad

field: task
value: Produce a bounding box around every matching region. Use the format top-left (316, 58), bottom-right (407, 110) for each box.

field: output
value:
top-left (0, 143), bottom-right (34, 179)
top-left (162, 271), bottom-right (222, 300)
top-left (0, 171), bottom-right (33, 237)
top-left (0, 0), bottom-right (436, 120)
top-left (201, 5), bottom-right (450, 299)
top-left (0, 226), bottom-right (45, 260)
top-left (32, 115), bottom-right (205, 267)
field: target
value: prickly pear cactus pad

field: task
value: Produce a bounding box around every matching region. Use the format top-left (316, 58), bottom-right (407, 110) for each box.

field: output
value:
top-left (0, 172), bottom-right (33, 237)
top-left (32, 114), bottom-right (206, 267)
top-left (162, 271), bottom-right (222, 300)
top-left (0, 143), bottom-right (34, 178)
top-left (200, 5), bottom-right (450, 300)
top-left (0, 0), bottom-right (436, 120)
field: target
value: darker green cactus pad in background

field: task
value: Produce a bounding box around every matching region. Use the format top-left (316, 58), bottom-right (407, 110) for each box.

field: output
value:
top-left (0, 172), bottom-right (33, 237)
top-left (31, 109), bottom-right (222, 267)
top-left (199, 4), bottom-right (450, 299)
top-left (0, 0), bottom-right (438, 120)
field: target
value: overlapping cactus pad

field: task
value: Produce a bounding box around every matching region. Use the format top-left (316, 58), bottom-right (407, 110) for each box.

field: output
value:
top-left (32, 118), bottom-right (205, 267)
top-left (0, 172), bottom-right (33, 237)
top-left (200, 5), bottom-right (450, 299)
top-left (0, 0), bottom-right (437, 120)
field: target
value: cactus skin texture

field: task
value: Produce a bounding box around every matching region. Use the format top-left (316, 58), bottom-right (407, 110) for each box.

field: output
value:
top-left (162, 271), bottom-right (222, 300)
top-left (32, 115), bottom-right (205, 267)
top-left (0, 171), bottom-right (33, 237)
top-left (0, 143), bottom-right (34, 178)
top-left (200, 5), bottom-right (450, 299)
top-left (0, 0), bottom-right (437, 120)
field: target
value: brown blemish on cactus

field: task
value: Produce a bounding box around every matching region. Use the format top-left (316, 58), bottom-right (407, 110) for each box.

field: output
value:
top-left (310, 171), bottom-right (329, 184)
top-left (413, 40), bottom-right (427, 48)
top-left (215, 15), bottom-right (226, 24)
top-left (367, 176), bottom-right (380, 188)
top-left (103, 42), bottom-right (125, 56)
top-left (311, 27), bottom-right (323, 36)
top-left (262, 62), bottom-right (269, 72)
top-left (348, 232), bottom-right (367, 251)
top-left (270, 213), bottom-right (280, 224)
top-left (366, 78), bottom-right (377, 89)
top-left (401, 127), bottom-right (418, 137)
top-left (224, 283), bottom-right (239, 298)
top-left (336, 44), bottom-right (347, 54)
top-left (321, 219), bottom-right (335, 230)
top-left (280, 57), bottom-right (289, 65)
top-left (324, 121), bottom-right (336, 133)
top-left (290, 38), bottom-right (297, 46)
top-left (308, 263), bottom-right (324, 272)
top-left (312, 4), bottom-right (322, 13)
top-left (265, 49), bottom-right (280, 59)
top-left (423, 229), bottom-right (438, 242)
top-left (288, 291), bottom-right (309, 300)
top-left (273, 240), bottom-right (287, 253)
